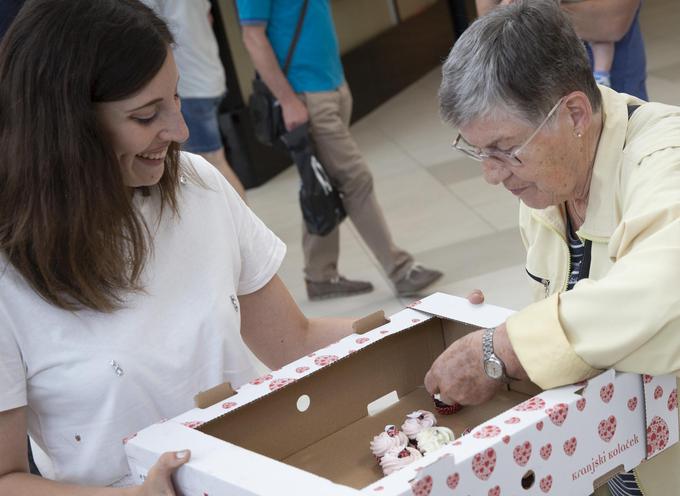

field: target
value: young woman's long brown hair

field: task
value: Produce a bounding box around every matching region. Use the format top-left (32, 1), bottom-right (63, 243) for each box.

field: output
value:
top-left (0, 0), bottom-right (183, 311)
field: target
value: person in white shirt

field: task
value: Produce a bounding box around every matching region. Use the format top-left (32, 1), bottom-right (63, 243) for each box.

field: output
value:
top-left (0, 1), bottom-right (352, 494)
top-left (143, 0), bottom-right (246, 200)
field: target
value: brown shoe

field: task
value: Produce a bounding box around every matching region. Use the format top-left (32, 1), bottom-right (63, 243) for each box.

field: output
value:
top-left (306, 276), bottom-right (374, 301)
top-left (394, 263), bottom-right (443, 297)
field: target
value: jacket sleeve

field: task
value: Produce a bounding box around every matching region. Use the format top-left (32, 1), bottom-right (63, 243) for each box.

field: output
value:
top-left (507, 146), bottom-right (680, 389)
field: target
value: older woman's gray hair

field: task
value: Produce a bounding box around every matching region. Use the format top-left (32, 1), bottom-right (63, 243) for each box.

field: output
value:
top-left (439, 0), bottom-right (601, 128)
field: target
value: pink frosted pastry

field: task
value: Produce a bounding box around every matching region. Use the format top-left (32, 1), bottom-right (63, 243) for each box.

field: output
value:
top-left (380, 446), bottom-right (423, 475)
top-left (401, 410), bottom-right (437, 440)
top-left (370, 425), bottom-right (408, 459)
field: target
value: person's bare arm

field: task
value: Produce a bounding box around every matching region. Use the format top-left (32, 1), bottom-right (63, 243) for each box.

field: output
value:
top-left (561, 0), bottom-right (640, 42)
top-left (475, 0), bottom-right (502, 17)
top-left (241, 24), bottom-right (308, 131)
top-left (240, 275), bottom-right (354, 370)
top-left (0, 407), bottom-right (188, 495)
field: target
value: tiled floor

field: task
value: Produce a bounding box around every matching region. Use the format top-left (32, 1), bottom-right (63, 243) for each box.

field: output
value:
top-left (246, 0), bottom-right (680, 323)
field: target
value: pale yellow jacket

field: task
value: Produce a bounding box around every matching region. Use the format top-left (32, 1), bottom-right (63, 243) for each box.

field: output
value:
top-left (506, 86), bottom-right (680, 494)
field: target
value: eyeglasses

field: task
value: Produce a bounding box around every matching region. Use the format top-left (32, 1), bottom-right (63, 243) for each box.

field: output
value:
top-left (452, 97), bottom-right (565, 167)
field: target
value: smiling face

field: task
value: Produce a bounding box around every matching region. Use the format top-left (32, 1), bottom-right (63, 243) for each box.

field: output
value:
top-left (457, 95), bottom-right (594, 210)
top-left (96, 48), bottom-right (189, 188)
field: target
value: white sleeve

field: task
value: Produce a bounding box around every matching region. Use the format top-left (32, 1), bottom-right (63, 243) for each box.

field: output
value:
top-left (0, 303), bottom-right (27, 412)
top-left (228, 185), bottom-right (287, 296)
top-left (180, 152), bottom-right (287, 296)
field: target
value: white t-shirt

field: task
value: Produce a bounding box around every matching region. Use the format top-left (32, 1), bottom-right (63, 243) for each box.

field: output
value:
top-left (0, 153), bottom-right (285, 486)
top-left (143, 0), bottom-right (227, 98)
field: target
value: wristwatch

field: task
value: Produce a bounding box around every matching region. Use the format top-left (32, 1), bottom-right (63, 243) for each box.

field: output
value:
top-left (482, 327), bottom-right (513, 383)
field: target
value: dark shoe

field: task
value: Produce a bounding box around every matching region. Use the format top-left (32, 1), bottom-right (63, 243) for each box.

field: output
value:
top-left (394, 263), bottom-right (443, 297)
top-left (306, 276), bottom-right (374, 301)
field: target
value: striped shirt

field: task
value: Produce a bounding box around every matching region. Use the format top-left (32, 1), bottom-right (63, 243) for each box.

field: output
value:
top-left (566, 216), bottom-right (585, 291)
top-left (565, 211), bottom-right (642, 495)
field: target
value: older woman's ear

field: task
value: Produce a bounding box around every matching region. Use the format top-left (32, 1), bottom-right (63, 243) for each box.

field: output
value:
top-left (562, 91), bottom-right (594, 138)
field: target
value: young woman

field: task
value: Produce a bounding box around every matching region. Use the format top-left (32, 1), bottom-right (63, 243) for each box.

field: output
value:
top-left (0, 1), bottom-right (351, 493)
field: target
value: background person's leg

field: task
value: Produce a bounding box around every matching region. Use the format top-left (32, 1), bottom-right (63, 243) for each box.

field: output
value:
top-left (301, 85), bottom-right (441, 296)
top-left (181, 96), bottom-right (246, 201)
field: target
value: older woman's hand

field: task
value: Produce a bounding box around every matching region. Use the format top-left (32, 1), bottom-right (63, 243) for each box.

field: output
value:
top-left (467, 289), bottom-right (485, 305)
top-left (424, 323), bottom-right (529, 406)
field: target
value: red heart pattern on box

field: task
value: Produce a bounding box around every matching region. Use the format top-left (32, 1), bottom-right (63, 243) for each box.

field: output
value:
top-left (504, 416), bottom-right (521, 424)
top-left (628, 397), bottom-right (638, 411)
top-left (668, 389), bottom-right (678, 411)
top-left (600, 383), bottom-right (614, 403)
top-left (249, 373), bottom-right (272, 385)
top-left (268, 378), bottom-right (295, 391)
top-left (512, 441), bottom-right (532, 466)
top-left (540, 475), bottom-right (553, 493)
top-left (472, 448), bottom-right (497, 481)
top-left (410, 475), bottom-right (432, 496)
top-left (598, 415), bottom-right (617, 442)
top-left (647, 416), bottom-right (670, 456)
top-left (576, 398), bottom-right (586, 411)
top-left (654, 385), bottom-right (664, 400)
top-left (546, 403), bottom-right (569, 426)
top-left (540, 443), bottom-right (552, 460)
top-left (563, 437), bottom-right (577, 456)
top-left (514, 397), bottom-right (546, 412)
top-left (488, 485), bottom-right (501, 496)
top-left (474, 425), bottom-right (501, 439)
top-left (446, 473), bottom-right (459, 490)
top-left (313, 355), bottom-right (339, 367)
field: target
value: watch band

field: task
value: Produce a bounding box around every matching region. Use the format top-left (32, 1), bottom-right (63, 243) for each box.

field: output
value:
top-left (482, 327), bottom-right (512, 383)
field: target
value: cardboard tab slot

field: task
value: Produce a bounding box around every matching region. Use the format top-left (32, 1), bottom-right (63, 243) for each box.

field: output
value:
top-left (193, 382), bottom-right (236, 409)
top-left (352, 310), bottom-right (389, 334)
top-left (367, 390), bottom-right (399, 416)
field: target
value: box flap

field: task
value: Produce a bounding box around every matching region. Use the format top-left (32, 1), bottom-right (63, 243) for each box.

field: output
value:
top-left (641, 375), bottom-right (679, 460)
top-left (409, 293), bottom-right (515, 328)
top-left (125, 421), bottom-right (360, 495)
top-left (194, 382), bottom-right (236, 409)
top-left (352, 310), bottom-right (390, 335)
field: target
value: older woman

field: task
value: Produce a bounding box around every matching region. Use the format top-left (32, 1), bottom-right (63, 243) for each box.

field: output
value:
top-left (425, 0), bottom-right (680, 494)
top-left (0, 0), bottom-right (352, 494)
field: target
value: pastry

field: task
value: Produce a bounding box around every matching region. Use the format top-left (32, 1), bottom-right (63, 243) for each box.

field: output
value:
top-left (415, 426), bottom-right (455, 455)
top-left (380, 446), bottom-right (423, 475)
top-left (370, 424), bottom-right (408, 459)
top-left (401, 410), bottom-right (437, 441)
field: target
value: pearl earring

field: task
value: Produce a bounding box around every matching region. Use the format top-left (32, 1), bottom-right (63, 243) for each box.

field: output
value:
top-left (575, 132), bottom-right (582, 138)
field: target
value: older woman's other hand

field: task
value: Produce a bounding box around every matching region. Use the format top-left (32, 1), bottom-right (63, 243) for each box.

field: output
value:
top-left (424, 324), bottom-right (529, 405)
top-left (467, 289), bottom-right (485, 305)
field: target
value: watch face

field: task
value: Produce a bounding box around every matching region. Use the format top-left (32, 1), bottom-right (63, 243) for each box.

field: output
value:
top-left (484, 359), bottom-right (503, 379)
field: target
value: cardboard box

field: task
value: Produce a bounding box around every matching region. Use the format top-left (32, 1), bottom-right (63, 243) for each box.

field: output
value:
top-left (124, 293), bottom-right (679, 495)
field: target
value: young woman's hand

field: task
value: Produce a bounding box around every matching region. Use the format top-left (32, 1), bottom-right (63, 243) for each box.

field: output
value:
top-left (135, 450), bottom-right (190, 496)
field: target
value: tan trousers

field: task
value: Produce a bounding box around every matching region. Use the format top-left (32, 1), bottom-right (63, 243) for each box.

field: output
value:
top-left (299, 83), bottom-right (413, 283)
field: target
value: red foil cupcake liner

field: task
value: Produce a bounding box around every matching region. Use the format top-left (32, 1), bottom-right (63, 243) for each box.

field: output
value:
top-left (432, 395), bottom-right (463, 415)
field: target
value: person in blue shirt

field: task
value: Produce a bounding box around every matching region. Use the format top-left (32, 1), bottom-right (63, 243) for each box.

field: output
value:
top-left (237, 0), bottom-right (443, 301)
